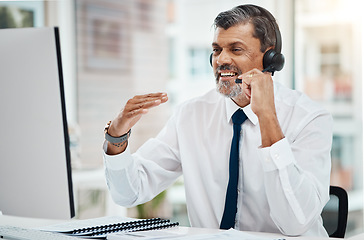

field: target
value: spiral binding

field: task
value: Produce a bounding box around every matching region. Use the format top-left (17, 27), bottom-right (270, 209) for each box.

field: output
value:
top-left (59, 218), bottom-right (179, 239)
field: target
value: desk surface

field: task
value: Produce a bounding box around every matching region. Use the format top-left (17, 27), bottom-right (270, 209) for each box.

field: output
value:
top-left (0, 214), bottom-right (361, 240)
top-left (347, 232), bottom-right (364, 240)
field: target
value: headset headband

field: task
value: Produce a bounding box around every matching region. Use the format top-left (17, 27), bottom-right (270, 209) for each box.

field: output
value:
top-left (243, 4), bottom-right (282, 54)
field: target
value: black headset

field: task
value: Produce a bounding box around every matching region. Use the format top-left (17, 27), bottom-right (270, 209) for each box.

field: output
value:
top-left (210, 5), bottom-right (285, 76)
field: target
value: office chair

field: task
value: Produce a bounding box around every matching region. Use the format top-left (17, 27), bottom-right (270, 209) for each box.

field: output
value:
top-left (322, 185), bottom-right (348, 238)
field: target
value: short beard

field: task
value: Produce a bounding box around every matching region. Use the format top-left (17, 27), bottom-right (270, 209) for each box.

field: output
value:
top-left (216, 80), bottom-right (242, 98)
top-left (215, 64), bottom-right (242, 98)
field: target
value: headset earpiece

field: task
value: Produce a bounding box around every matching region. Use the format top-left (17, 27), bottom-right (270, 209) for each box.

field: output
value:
top-left (257, 5), bottom-right (285, 75)
top-left (263, 49), bottom-right (285, 74)
top-left (209, 53), bottom-right (213, 67)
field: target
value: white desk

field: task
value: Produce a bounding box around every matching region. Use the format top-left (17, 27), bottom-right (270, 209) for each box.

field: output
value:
top-left (170, 227), bottom-right (336, 240)
top-left (0, 214), bottom-right (360, 240)
top-left (347, 232), bottom-right (364, 240)
top-left (0, 214), bottom-right (66, 228)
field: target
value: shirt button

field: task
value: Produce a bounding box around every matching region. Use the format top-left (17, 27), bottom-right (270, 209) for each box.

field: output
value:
top-left (274, 153), bottom-right (279, 159)
top-left (265, 157), bottom-right (270, 162)
top-left (237, 189), bottom-right (240, 194)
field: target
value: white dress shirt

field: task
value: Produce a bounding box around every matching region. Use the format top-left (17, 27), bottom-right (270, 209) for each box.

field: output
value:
top-left (103, 81), bottom-right (332, 237)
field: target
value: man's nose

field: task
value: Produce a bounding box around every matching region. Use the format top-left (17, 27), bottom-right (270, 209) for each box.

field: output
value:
top-left (216, 50), bottom-right (232, 65)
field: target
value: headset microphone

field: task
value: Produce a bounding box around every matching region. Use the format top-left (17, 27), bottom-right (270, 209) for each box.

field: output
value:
top-left (235, 79), bottom-right (243, 84)
top-left (235, 65), bottom-right (277, 84)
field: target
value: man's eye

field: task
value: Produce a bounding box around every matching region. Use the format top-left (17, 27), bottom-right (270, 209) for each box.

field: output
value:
top-left (212, 49), bottom-right (221, 55)
top-left (233, 48), bottom-right (242, 52)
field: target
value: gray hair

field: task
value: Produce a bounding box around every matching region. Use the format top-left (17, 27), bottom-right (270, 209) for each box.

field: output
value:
top-left (213, 5), bottom-right (277, 53)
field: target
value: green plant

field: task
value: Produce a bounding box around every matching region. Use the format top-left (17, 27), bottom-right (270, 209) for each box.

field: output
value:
top-left (136, 191), bottom-right (167, 219)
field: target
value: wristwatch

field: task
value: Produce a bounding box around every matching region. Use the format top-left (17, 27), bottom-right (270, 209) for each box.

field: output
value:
top-left (104, 121), bottom-right (131, 144)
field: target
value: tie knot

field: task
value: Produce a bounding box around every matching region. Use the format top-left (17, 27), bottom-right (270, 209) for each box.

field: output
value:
top-left (231, 109), bottom-right (247, 125)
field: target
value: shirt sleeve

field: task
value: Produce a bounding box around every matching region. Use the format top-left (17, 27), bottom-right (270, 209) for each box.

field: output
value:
top-left (103, 115), bottom-right (182, 208)
top-left (259, 111), bottom-right (332, 236)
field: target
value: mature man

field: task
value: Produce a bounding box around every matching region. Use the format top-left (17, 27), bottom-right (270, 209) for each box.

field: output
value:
top-left (103, 4), bottom-right (332, 237)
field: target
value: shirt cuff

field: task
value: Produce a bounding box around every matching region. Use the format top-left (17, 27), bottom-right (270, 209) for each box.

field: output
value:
top-left (259, 138), bottom-right (295, 172)
top-left (103, 141), bottom-right (133, 171)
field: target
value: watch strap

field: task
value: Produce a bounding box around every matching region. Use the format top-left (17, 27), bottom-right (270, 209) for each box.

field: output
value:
top-left (104, 121), bottom-right (131, 144)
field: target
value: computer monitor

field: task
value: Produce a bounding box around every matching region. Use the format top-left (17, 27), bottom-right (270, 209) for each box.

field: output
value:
top-left (0, 27), bottom-right (75, 219)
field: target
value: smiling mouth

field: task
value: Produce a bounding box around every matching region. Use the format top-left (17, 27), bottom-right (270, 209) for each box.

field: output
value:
top-left (219, 72), bottom-right (238, 80)
top-left (220, 72), bottom-right (236, 77)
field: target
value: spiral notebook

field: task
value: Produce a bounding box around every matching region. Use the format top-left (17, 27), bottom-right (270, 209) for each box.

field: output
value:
top-left (37, 216), bottom-right (179, 239)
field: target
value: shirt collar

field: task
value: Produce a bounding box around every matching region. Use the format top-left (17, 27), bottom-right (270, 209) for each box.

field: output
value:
top-left (224, 81), bottom-right (280, 125)
top-left (225, 98), bottom-right (258, 125)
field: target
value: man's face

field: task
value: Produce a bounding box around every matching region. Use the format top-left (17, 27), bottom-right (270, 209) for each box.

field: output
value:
top-left (212, 23), bottom-right (265, 98)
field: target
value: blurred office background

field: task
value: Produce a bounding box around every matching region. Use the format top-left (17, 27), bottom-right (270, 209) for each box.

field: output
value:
top-left (0, 0), bottom-right (363, 237)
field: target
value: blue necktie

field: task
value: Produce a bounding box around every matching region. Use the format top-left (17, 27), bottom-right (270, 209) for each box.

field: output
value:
top-left (220, 109), bottom-right (247, 229)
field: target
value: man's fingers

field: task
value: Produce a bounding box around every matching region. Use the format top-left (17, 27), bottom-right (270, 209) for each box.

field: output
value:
top-left (126, 98), bottom-right (163, 112)
top-left (127, 93), bottom-right (166, 105)
top-left (242, 82), bottom-right (251, 99)
top-left (123, 93), bottom-right (168, 118)
top-left (134, 92), bottom-right (167, 101)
